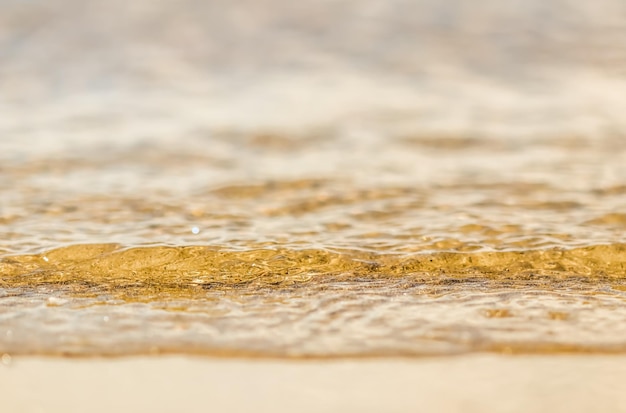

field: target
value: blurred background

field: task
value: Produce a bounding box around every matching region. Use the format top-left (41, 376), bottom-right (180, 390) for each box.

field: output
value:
top-left (2, 0), bottom-right (626, 254)
top-left (2, 0), bottom-right (625, 145)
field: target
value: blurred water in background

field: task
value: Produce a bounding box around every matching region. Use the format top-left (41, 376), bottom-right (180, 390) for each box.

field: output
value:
top-left (1, 0), bottom-right (625, 141)
top-left (1, 0), bottom-right (626, 357)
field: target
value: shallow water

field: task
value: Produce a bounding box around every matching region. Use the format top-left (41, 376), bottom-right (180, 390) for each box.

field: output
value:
top-left (2, 0), bottom-right (626, 357)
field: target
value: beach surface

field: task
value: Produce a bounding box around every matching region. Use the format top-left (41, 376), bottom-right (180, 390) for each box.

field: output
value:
top-left (3, 354), bottom-right (626, 413)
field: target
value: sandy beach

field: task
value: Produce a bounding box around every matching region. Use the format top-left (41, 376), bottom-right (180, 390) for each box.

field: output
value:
top-left (2, 354), bottom-right (626, 413)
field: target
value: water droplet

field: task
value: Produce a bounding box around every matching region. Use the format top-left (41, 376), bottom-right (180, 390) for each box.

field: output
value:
top-left (1, 354), bottom-right (12, 365)
top-left (191, 226), bottom-right (200, 234)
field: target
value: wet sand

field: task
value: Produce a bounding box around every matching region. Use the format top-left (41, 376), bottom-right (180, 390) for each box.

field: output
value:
top-left (2, 354), bottom-right (626, 413)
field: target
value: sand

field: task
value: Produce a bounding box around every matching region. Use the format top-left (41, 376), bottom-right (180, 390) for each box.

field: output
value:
top-left (2, 354), bottom-right (626, 413)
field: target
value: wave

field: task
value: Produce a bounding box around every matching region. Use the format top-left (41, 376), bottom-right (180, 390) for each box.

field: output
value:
top-left (2, 243), bottom-right (625, 298)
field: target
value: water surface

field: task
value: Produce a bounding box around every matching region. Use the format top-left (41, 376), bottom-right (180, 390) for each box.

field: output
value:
top-left (2, 0), bottom-right (626, 357)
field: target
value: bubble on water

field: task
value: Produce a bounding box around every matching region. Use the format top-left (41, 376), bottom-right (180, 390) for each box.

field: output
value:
top-left (47, 297), bottom-right (68, 306)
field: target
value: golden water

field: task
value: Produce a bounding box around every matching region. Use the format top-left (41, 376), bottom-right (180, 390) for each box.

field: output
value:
top-left (2, 0), bottom-right (626, 357)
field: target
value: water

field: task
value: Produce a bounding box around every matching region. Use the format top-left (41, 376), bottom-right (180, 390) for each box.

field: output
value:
top-left (1, 0), bottom-right (626, 357)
